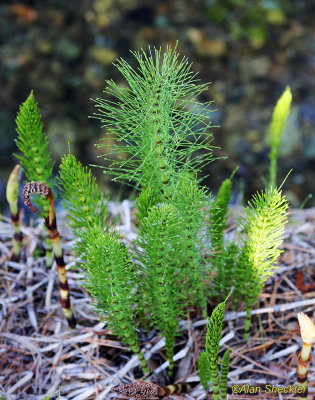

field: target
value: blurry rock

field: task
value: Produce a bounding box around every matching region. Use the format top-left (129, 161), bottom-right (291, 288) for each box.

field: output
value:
top-left (10, 4), bottom-right (38, 23)
top-left (55, 38), bottom-right (81, 60)
top-left (89, 46), bottom-right (117, 66)
top-left (239, 57), bottom-right (271, 80)
top-left (47, 119), bottom-right (77, 159)
top-left (36, 39), bottom-right (53, 55)
top-left (187, 28), bottom-right (227, 57)
top-left (278, 106), bottom-right (301, 157)
top-left (84, 65), bottom-right (105, 88)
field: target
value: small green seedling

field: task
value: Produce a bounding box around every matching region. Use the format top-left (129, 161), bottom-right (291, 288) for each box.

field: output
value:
top-left (198, 296), bottom-right (231, 399)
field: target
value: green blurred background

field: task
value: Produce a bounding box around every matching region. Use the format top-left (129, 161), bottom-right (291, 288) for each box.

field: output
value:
top-left (1, 0), bottom-right (314, 210)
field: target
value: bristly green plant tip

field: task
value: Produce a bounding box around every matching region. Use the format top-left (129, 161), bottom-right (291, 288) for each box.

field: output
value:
top-left (268, 86), bottom-right (292, 188)
top-left (15, 91), bottom-right (54, 190)
top-left (235, 186), bottom-right (288, 337)
top-left (58, 152), bottom-right (109, 264)
top-left (14, 91), bottom-right (55, 267)
top-left (93, 45), bottom-right (214, 192)
top-left (198, 299), bottom-right (229, 399)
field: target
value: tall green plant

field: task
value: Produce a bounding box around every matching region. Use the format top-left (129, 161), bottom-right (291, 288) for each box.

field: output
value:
top-left (92, 46), bottom-right (214, 373)
top-left (15, 91), bottom-right (55, 267)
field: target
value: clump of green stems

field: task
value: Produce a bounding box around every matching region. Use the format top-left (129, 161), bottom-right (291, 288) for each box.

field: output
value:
top-left (15, 91), bottom-right (55, 267)
top-left (197, 298), bottom-right (231, 399)
top-left (11, 46), bottom-right (291, 375)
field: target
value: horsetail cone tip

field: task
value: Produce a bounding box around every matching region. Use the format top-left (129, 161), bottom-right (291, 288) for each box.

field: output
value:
top-left (6, 164), bottom-right (21, 205)
top-left (298, 313), bottom-right (315, 345)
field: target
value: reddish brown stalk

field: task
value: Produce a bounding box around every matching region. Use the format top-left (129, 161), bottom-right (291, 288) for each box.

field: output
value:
top-left (23, 181), bottom-right (76, 328)
top-left (111, 381), bottom-right (197, 399)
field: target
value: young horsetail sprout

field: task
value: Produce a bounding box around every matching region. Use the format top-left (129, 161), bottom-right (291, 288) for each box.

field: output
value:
top-left (220, 348), bottom-right (230, 400)
top-left (84, 231), bottom-right (150, 375)
top-left (197, 351), bottom-right (211, 391)
top-left (268, 86), bottom-right (292, 189)
top-left (15, 91), bottom-right (55, 267)
top-left (296, 313), bottom-right (315, 400)
top-left (6, 164), bottom-right (23, 261)
top-left (198, 296), bottom-right (230, 400)
top-left (58, 154), bottom-right (149, 374)
top-left (23, 181), bottom-right (76, 328)
top-left (235, 187), bottom-right (288, 337)
top-left (58, 152), bottom-right (109, 263)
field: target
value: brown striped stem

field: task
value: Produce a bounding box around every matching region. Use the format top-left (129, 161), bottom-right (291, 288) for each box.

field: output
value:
top-left (6, 165), bottom-right (23, 261)
top-left (111, 380), bottom-right (198, 399)
top-left (296, 313), bottom-right (315, 400)
top-left (23, 181), bottom-right (76, 328)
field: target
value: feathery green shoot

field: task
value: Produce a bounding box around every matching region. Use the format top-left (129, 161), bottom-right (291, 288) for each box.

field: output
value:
top-left (198, 351), bottom-right (211, 391)
top-left (84, 231), bottom-right (149, 374)
top-left (58, 152), bottom-right (109, 261)
top-left (135, 202), bottom-right (184, 376)
top-left (235, 187), bottom-right (288, 337)
top-left (93, 46), bottom-right (214, 194)
top-left (15, 91), bottom-right (55, 266)
top-left (198, 298), bottom-right (229, 399)
top-left (268, 87), bottom-right (292, 188)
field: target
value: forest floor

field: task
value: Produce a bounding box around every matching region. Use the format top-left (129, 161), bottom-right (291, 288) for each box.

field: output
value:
top-left (0, 204), bottom-right (314, 400)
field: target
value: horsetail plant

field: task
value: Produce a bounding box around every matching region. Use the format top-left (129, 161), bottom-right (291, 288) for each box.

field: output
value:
top-left (235, 186), bottom-right (288, 337)
top-left (23, 181), bottom-right (76, 328)
top-left (92, 46), bottom-right (215, 374)
top-left (6, 164), bottom-right (23, 261)
top-left (198, 298), bottom-right (230, 399)
top-left (296, 312), bottom-right (315, 400)
top-left (93, 46), bottom-right (214, 196)
top-left (268, 86), bottom-right (292, 189)
top-left (58, 152), bottom-right (109, 262)
top-left (58, 154), bottom-right (149, 374)
top-left (83, 231), bottom-right (150, 375)
top-left (15, 91), bottom-right (55, 267)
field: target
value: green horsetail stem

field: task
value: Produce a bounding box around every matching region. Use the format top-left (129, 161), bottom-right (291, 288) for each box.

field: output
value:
top-left (220, 348), bottom-right (230, 400)
top-left (6, 164), bottom-right (23, 261)
top-left (23, 181), bottom-right (76, 328)
top-left (197, 351), bottom-right (211, 391)
top-left (296, 313), bottom-right (315, 400)
top-left (205, 300), bottom-right (227, 400)
top-left (15, 91), bottom-right (54, 268)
